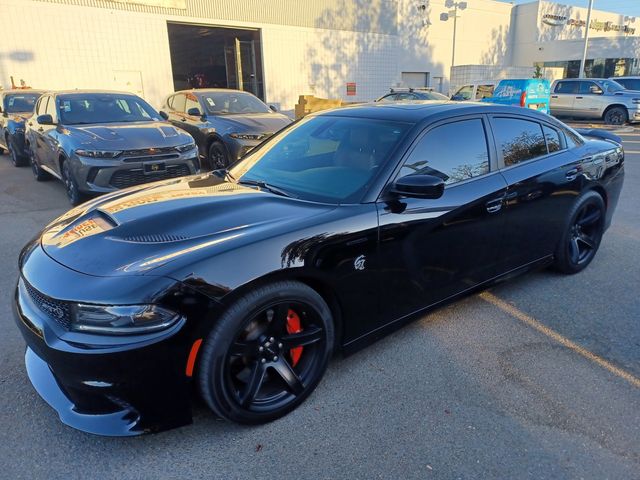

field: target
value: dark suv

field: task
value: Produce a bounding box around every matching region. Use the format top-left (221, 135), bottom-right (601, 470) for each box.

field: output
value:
top-left (161, 89), bottom-right (292, 170)
top-left (26, 90), bottom-right (199, 205)
top-left (0, 89), bottom-right (44, 166)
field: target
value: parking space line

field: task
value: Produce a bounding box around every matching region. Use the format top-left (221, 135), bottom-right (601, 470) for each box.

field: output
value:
top-left (479, 291), bottom-right (640, 389)
top-left (625, 151), bottom-right (640, 154)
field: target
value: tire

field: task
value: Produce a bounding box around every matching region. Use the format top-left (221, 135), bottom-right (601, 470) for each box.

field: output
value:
top-left (603, 107), bottom-right (628, 126)
top-left (8, 140), bottom-right (27, 167)
top-left (198, 280), bottom-right (334, 424)
top-left (62, 160), bottom-right (86, 206)
top-left (553, 191), bottom-right (605, 274)
top-left (208, 140), bottom-right (230, 170)
top-left (30, 147), bottom-right (50, 182)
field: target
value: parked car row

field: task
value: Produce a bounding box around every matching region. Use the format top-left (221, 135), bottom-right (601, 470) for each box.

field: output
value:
top-left (0, 87), bottom-right (292, 205)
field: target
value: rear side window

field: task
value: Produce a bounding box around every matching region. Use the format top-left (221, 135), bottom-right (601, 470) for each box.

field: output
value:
top-left (399, 118), bottom-right (489, 185)
top-left (543, 126), bottom-right (561, 153)
top-left (555, 81), bottom-right (579, 94)
top-left (492, 118), bottom-right (547, 166)
top-left (475, 84), bottom-right (494, 100)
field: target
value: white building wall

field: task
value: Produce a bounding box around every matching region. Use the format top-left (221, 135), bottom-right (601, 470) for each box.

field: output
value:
top-left (395, 0), bottom-right (513, 93)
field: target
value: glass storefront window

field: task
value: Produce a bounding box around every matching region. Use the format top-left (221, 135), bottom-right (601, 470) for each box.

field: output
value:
top-left (540, 58), bottom-right (639, 78)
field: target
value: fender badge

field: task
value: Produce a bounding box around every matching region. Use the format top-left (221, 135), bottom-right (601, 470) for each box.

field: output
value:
top-left (354, 255), bottom-right (366, 271)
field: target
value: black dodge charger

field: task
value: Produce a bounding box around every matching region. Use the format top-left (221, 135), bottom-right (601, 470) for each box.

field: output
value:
top-left (13, 102), bottom-right (624, 436)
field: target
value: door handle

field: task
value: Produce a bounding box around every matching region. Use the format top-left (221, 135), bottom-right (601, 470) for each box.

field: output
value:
top-left (37, 127), bottom-right (44, 132)
top-left (485, 198), bottom-right (503, 214)
top-left (575, 96), bottom-right (583, 99)
top-left (565, 168), bottom-right (580, 181)
top-left (551, 95), bottom-right (558, 98)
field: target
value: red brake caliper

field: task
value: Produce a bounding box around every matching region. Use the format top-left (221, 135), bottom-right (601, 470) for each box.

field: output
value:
top-left (286, 309), bottom-right (303, 367)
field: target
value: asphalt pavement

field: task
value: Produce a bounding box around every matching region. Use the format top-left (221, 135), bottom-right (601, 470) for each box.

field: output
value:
top-left (0, 129), bottom-right (638, 480)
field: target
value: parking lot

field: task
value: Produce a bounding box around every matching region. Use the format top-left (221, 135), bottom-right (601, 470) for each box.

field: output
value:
top-left (0, 127), bottom-right (638, 479)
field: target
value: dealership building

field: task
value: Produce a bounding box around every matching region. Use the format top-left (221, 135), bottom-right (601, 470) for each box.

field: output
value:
top-left (0, 0), bottom-right (638, 111)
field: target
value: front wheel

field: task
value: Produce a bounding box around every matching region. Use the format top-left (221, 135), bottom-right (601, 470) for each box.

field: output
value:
top-left (553, 191), bottom-right (605, 274)
top-left (198, 281), bottom-right (334, 424)
top-left (30, 148), bottom-right (50, 181)
top-left (208, 141), bottom-right (230, 170)
top-left (603, 107), bottom-right (628, 126)
top-left (62, 160), bottom-right (86, 206)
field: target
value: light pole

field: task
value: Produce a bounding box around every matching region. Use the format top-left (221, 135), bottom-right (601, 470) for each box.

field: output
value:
top-left (440, 0), bottom-right (467, 68)
top-left (579, 0), bottom-right (594, 78)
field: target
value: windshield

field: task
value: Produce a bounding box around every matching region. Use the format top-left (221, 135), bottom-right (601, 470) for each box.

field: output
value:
top-left (200, 92), bottom-right (270, 115)
top-left (57, 94), bottom-right (162, 125)
top-left (4, 93), bottom-right (42, 113)
top-left (229, 115), bottom-right (412, 203)
top-left (598, 80), bottom-right (625, 93)
top-left (422, 91), bottom-right (449, 100)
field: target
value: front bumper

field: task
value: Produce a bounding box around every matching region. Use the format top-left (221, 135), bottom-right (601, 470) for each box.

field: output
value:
top-left (628, 106), bottom-right (640, 123)
top-left (12, 244), bottom-right (206, 436)
top-left (225, 137), bottom-right (262, 163)
top-left (70, 151), bottom-right (200, 194)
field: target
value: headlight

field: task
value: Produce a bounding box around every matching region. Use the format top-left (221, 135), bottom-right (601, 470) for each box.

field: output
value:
top-left (175, 142), bottom-right (196, 153)
top-left (70, 304), bottom-right (180, 335)
top-left (75, 149), bottom-right (122, 158)
top-left (229, 132), bottom-right (266, 141)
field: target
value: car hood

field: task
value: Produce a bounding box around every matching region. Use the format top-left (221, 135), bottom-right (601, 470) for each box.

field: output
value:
top-left (207, 113), bottom-right (292, 134)
top-left (69, 122), bottom-right (191, 149)
top-left (40, 173), bottom-right (334, 277)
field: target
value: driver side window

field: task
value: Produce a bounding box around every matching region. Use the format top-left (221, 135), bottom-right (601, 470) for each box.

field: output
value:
top-left (398, 119), bottom-right (490, 185)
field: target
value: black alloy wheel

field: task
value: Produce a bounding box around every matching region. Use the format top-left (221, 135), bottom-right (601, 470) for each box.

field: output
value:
top-left (208, 141), bottom-right (230, 170)
top-left (603, 107), bottom-right (628, 126)
top-left (30, 147), bottom-right (50, 181)
top-left (198, 281), bottom-right (334, 424)
top-left (554, 191), bottom-right (605, 274)
top-left (8, 141), bottom-right (26, 167)
top-left (62, 160), bottom-right (85, 206)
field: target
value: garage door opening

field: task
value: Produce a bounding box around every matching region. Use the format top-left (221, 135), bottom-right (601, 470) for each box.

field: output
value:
top-left (167, 23), bottom-right (264, 99)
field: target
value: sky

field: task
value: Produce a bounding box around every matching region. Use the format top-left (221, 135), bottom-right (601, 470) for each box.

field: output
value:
top-left (497, 0), bottom-right (640, 17)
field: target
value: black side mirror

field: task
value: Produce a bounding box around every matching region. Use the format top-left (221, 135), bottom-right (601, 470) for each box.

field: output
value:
top-left (269, 104), bottom-right (278, 112)
top-left (37, 114), bottom-right (54, 125)
top-left (159, 110), bottom-right (169, 121)
top-left (187, 107), bottom-right (202, 117)
top-left (391, 174), bottom-right (445, 199)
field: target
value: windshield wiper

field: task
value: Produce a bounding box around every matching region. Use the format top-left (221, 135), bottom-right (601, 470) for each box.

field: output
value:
top-left (237, 179), bottom-right (297, 198)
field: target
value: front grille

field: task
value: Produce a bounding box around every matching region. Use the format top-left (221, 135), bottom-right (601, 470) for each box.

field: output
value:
top-left (109, 164), bottom-right (191, 189)
top-left (121, 147), bottom-right (177, 157)
top-left (122, 153), bottom-right (180, 163)
top-left (23, 280), bottom-right (72, 330)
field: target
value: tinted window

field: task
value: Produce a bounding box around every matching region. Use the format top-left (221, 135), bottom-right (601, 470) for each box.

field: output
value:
top-left (616, 78), bottom-right (640, 90)
top-left (58, 93), bottom-right (161, 125)
top-left (201, 92), bottom-right (270, 114)
top-left (493, 118), bottom-right (547, 166)
top-left (396, 93), bottom-right (415, 100)
top-left (398, 119), bottom-right (489, 185)
top-left (377, 94), bottom-right (397, 102)
top-left (563, 127), bottom-right (585, 148)
top-left (543, 125), bottom-right (561, 153)
top-left (418, 91), bottom-right (449, 101)
top-left (475, 84), bottom-right (494, 100)
top-left (230, 116), bottom-right (412, 203)
top-left (172, 94), bottom-right (186, 113)
top-left (555, 81), bottom-right (579, 94)
top-left (4, 93), bottom-right (41, 113)
top-left (579, 81), bottom-right (602, 95)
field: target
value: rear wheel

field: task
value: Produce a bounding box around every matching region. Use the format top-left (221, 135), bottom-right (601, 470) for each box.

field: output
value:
top-left (8, 140), bottom-right (27, 167)
top-left (553, 191), bottom-right (605, 274)
top-left (603, 107), bottom-right (628, 126)
top-left (198, 281), bottom-right (334, 424)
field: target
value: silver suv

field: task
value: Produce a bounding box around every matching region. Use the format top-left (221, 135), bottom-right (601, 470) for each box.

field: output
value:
top-left (550, 78), bottom-right (640, 125)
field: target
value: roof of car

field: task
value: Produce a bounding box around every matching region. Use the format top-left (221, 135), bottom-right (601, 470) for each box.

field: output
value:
top-left (1, 89), bottom-right (46, 95)
top-left (47, 89), bottom-right (138, 96)
top-left (175, 88), bottom-right (251, 95)
top-left (317, 101), bottom-right (552, 123)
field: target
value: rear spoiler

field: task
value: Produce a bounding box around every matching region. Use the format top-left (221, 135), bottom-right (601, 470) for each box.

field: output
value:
top-left (575, 128), bottom-right (622, 145)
